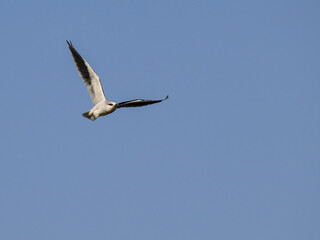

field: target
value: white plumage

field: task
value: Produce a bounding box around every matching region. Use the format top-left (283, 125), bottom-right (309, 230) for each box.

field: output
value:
top-left (66, 41), bottom-right (168, 121)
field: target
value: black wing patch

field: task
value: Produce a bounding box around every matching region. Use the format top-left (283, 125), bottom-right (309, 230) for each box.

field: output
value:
top-left (66, 40), bottom-right (91, 85)
top-left (117, 95), bottom-right (168, 108)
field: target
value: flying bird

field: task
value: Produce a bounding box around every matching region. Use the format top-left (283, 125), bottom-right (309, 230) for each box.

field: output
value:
top-left (66, 41), bottom-right (168, 121)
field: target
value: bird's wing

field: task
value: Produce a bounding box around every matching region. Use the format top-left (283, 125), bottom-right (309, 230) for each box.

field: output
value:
top-left (67, 41), bottom-right (106, 105)
top-left (117, 95), bottom-right (168, 108)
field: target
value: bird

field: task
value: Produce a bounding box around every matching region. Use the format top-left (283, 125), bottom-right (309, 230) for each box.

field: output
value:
top-left (66, 41), bottom-right (168, 121)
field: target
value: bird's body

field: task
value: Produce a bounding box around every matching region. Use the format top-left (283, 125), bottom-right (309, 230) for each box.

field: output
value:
top-left (66, 41), bottom-right (168, 121)
top-left (82, 99), bottom-right (117, 121)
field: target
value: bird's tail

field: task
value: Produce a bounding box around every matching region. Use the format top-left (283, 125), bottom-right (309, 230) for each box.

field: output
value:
top-left (82, 111), bottom-right (96, 121)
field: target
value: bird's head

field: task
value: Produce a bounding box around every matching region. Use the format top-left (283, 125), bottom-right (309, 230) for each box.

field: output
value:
top-left (105, 101), bottom-right (117, 114)
top-left (107, 102), bottom-right (117, 108)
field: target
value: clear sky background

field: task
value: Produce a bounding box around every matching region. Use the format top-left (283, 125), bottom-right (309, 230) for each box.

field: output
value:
top-left (0, 0), bottom-right (319, 239)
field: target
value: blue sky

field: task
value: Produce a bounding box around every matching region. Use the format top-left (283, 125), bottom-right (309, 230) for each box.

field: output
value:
top-left (0, 0), bottom-right (319, 239)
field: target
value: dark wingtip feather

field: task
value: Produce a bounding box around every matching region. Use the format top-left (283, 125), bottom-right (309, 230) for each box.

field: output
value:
top-left (117, 95), bottom-right (169, 108)
top-left (66, 41), bottom-right (91, 84)
top-left (66, 40), bottom-right (73, 48)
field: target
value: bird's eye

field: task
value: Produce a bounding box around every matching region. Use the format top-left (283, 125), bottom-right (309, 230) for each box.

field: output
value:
top-left (108, 103), bottom-right (114, 106)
